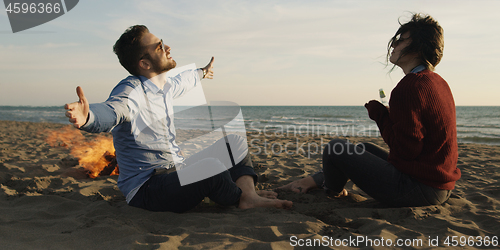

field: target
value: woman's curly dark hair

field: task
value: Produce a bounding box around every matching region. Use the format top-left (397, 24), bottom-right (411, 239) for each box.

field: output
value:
top-left (387, 13), bottom-right (444, 72)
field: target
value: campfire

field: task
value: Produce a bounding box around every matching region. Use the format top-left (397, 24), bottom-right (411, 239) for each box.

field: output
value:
top-left (45, 126), bottom-right (119, 178)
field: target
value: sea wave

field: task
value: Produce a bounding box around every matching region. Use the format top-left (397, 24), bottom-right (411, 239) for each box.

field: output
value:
top-left (457, 124), bottom-right (500, 129)
top-left (2, 106), bottom-right (500, 146)
top-left (458, 136), bottom-right (500, 145)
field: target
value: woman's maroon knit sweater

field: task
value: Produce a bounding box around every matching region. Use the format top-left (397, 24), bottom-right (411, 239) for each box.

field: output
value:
top-left (371, 70), bottom-right (461, 190)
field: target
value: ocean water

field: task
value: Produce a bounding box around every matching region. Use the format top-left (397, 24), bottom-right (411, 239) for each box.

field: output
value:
top-left (0, 106), bottom-right (499, 145)
top-left (0, 106), bottom-right (68, 124)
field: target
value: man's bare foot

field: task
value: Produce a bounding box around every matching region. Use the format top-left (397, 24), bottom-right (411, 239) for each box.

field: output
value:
top-left (276, 176), bottom-right (318, 193)
top-left (239, 191), bottom-right (293, 209)
top-left (256, 190), bottom-right (278, 199)
top-left (236, 175), bottom-right (292, 210)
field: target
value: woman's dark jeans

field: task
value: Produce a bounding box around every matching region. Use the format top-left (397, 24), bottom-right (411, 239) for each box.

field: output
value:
top-left (312, 139), bottom-right (451, 207)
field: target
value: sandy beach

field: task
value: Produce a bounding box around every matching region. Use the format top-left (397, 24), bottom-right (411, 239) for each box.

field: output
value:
top-left (1, 120), bottom-right (499, 249)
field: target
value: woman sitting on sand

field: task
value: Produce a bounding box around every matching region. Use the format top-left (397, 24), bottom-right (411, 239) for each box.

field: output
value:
top-left (279, 13), bottom-right (461, 207)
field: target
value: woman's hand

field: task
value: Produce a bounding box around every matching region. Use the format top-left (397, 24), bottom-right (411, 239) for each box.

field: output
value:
top-left (364, 100), bottom-right (389, 121)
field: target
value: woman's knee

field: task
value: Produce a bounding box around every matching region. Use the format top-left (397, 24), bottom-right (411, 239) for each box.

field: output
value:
top-left (322, 139), bottom-right (348, 174)
top-left (324, 139), bottom-right (345, 155)
top-left (323, 139), bottom-right (363, 156)
top-left (322, 139), bottom-right (368, 174)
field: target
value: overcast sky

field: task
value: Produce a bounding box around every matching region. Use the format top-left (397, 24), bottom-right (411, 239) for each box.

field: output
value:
top-left (1, 0), bottom-right (499, 106)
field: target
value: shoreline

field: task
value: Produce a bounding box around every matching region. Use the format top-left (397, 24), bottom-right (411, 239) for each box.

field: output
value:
top-left (2, 118), bottom-right (499, 146)
top-left (1, 105), bottom-right (499, 146)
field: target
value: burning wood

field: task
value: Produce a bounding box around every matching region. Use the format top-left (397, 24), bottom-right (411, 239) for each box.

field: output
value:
top-left (45, 126), bottom-right (119, 178)
top-left (99, 151), bottom-right (119, 177)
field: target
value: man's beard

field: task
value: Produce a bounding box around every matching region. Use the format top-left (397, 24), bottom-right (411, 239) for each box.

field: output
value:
top-left (152, 58), bottom-right (176, 74)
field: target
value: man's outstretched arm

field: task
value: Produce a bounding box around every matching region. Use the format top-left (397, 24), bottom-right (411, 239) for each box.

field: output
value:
top-left (64, 86), bottom-right (89, 128)
top-left (169, 57), bottom-right (215, 99)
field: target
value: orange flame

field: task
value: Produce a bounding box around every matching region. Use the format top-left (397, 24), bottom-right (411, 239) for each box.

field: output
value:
top-left (45, 126), bottom-right (119, 178)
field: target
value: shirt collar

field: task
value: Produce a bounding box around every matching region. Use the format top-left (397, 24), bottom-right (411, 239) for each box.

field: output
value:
top-left (410, 65), bottom-right (426, 74)
top-left (138, 75), bottom-right (162, 94)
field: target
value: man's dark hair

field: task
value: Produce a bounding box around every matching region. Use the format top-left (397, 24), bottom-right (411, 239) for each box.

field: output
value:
top-left (387, 13), bottom-right (444, 71)
top-left (113, 25), bottom-right (150, 76)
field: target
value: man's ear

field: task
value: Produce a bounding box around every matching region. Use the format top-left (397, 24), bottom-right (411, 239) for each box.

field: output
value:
top-left (139, 59), bottom-right (151, 71)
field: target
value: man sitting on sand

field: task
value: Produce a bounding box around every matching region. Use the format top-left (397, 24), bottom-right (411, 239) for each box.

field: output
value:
top-left (64, 25), bottom-right (292, 212)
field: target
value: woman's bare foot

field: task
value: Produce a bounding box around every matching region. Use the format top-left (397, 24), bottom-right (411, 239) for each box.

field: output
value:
top-left (328, 188), bottom-right (348, 198)
top-left (276, 176), bottom-right (318, 193)
top-left (236, 176), bottom-right (293, 210)
top-left (256, 190), bottom-right (278, 199)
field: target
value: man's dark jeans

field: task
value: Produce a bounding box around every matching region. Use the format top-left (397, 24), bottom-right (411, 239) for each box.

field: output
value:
top-left (129, 135), bottom-right (257, 212)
